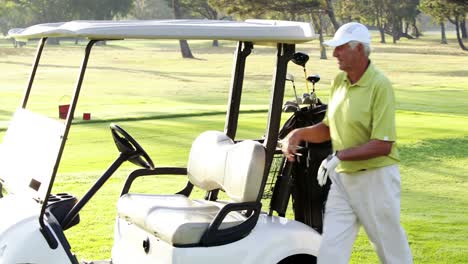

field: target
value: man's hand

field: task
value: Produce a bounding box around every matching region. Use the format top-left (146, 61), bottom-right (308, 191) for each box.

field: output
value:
top-left (280, 129), bottom-right (303, 162)
top-left (317, 152), bottom-right (340, 186)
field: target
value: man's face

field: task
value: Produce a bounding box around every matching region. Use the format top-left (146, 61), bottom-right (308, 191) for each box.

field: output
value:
top-left (332, 43), bottom-right (361, 72)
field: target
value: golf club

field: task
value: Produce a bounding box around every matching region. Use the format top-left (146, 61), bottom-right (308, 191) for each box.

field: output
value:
top-left (291, 52), bottom-right (310, 94)
top-left (286, 73), bottom-right (301, 104)
top-left (283, 100), bottom-right (300, 113)
top-left (301, 93), bottom-right (312, 105)
top-left (306, 74), bottom-right (321, 107)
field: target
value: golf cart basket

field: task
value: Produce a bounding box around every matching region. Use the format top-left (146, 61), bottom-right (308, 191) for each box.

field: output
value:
top-left (266, 101), bottom-right (332, 233)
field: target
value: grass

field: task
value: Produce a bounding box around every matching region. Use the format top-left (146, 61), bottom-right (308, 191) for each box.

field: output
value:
top-left (0, 31), bottom-right (467, 263)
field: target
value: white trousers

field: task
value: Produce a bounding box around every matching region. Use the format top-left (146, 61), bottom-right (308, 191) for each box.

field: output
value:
top-left (318, 165), bottom-right (413, 264)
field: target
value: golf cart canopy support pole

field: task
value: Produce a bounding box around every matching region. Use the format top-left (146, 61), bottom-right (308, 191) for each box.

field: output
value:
top-left (38, 39), bottom-right (100, 248)
top-left (257, 43), bottom-right (295, 202)
top-left (203, 41), bottom-right (252, 202)
top-left (224, 41), bottom-right (253, 140)
top-left (21, 37), bottom-right (47, 108)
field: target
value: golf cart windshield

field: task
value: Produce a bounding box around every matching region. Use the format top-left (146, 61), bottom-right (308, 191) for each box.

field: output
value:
top-left (0, 108), bottom-right (65, 201)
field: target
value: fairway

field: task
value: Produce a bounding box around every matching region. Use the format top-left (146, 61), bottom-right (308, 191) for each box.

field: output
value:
top-left (0, 32), bottom-right (467, 263)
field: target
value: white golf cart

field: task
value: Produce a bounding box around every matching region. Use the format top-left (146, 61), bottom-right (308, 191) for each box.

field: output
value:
top-left (0, 20), bottom-right (321, 263)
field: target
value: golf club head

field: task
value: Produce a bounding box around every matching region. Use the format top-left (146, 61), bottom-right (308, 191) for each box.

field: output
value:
top-left (291, 52), bottom-right (309, 67)
top-left (307, 74), bottom-right (321, 84)
top-left (283, 101), bottom-right (300, 112)
top-left (286, 73), bottom-right (295, 82)
top-left (302, 93), bottom-right (312, 105)
top-left (310, 92), bottom-right (318, 105)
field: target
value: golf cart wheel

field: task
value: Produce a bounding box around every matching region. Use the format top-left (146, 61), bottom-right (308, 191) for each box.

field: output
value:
top-left (277, 254), bottom-right (317, 264)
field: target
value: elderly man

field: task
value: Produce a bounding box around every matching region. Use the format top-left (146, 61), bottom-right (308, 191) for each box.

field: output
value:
top-left (282, 22), bottom-right (413, 263)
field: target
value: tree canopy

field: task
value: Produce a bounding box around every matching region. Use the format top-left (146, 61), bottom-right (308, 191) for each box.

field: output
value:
top-left (0, 0), bottom-right (466, 51)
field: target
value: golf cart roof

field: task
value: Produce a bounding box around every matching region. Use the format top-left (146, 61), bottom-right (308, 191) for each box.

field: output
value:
top-left (8, 19), bottom-right (315, 44)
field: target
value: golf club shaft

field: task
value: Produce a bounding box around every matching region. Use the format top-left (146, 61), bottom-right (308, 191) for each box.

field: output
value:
top-left (303, 68), bottom-right (310, 93)
top-left (292, 83), bottom-right (299, 102)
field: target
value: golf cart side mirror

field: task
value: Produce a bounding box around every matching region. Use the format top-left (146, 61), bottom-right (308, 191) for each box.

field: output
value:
top-left (286, 73), bottom-right (294, 82)
top-left (307, 74), bottom-right (320, 84)
top-left (291, 52), bottom-right (309, 67)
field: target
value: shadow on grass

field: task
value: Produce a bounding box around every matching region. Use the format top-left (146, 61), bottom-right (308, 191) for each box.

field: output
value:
top-left (372, 42), bottom-right (468, 56)
top-left (399, 137), bottom-right (467, 161)
top-left (72, 109), bottom-right (268, 126)
top-left (402, 70), bottom-right (468, 78)
top-left (0, 60), bottom-right (229, 80)
top-left (399, 137), bottom-right (467, 181)
top-left (0, 109), bottom-right (268, 132)
top-left (0, 109), bottom-right (14, 116)
top-left (0, 60), bottom-right (271, 82)
top-left (404, 188), bottom-right (468, 216)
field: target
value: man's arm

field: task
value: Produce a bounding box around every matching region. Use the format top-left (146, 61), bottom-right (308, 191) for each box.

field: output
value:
top-left (282, 122), bottom-right (330, 161)
top-left (336, 139), bottom-right (393, 161)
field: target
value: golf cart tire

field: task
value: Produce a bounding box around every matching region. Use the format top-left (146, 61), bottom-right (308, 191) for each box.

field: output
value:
top-left (277, 254), bottom-right (317, 264)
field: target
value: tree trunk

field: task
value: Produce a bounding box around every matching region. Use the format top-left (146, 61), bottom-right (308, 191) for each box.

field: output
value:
top-left (440, 22), bottom-right (448, 44)
top-left (311, 13), bottom-right (327, 60)
top-left (325, 0), bottom-right (340, 31)
top-left (173, 0), bottom-right (194, 58)
top-left (379, 26), bottom-right (386, 43)
top-left (461, 14), bottom-right (467, 39)
top-left (392, 20), bottom-right (398, 44)
top-left (179, 40), bottom-right (194, 58)
top-left (96, 40), bottom-right (107, 46)
top-left (47, 38), bottom-right (60, 45)
top-left (411, 20), bottom-right (420, 38)
top-left (376, 12), bottom-right (386, 43)
top-left (318, 12), bottom-right (327, 60)
top-left (454, 16), bottom-right (468, 51)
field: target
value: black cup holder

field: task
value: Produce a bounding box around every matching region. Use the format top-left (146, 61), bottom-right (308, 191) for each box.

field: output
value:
top-left (46, 193), bottom-right (80, 230)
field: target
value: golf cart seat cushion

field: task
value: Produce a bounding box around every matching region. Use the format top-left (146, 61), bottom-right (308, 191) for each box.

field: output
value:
top-left (117, 131), bottom-right (265, 245)
top-left (118, 194), bottom-right (245, 245)
top-left (187, 131), bottom-right (265, 203)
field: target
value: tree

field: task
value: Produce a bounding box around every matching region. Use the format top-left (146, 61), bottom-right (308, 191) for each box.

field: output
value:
top-left (209, 0), bottom-right (322, 19)
top-left (440, 21), bottom-right (449, 44)
top-left (311, 10), bottom-right (327, 59)
top-left (325, 0), bottom-right (340, 30)
top-left (0, 1), bottom-right (30, 35)
top-left (171, 0), bottom-right (194, 58)
top-left (209, 0), bottom-right (327, 57)
top-left (1, 0), bottom-right (75, 44)
top-left (336, 0), bottom-right (420, 43)
top-left (70, 0), bottom-right (133, 20)
top-left (180, 0), bottom-right (227, 46)
top-left (421, 0), bottom-right (468, 51)
top-left (335, 0), bottom-right (389, 43)
top-left (130, 0), bottom-right (173, 19)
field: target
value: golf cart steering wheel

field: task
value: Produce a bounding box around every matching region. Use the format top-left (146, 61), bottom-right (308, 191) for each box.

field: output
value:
top-left (110, 123), bottom-right (155, 169)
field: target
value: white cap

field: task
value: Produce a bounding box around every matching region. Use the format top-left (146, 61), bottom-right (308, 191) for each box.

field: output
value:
top-left (323, 22), bottom-right (371, 47)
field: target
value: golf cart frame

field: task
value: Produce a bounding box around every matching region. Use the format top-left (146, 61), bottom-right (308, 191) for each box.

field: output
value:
top-left (1, 20), bottom-right (320, 263)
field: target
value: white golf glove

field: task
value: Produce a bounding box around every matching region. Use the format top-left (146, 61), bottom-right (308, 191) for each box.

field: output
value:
top-left (317, 152), bottom-right (340, 186)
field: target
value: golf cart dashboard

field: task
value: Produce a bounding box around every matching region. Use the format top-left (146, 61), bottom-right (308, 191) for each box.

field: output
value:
top-left (46, 193), bottom-right (80, 230)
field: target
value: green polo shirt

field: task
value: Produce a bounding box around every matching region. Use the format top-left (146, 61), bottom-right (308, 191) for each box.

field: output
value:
top-left (323, 62), bottom-right (399, 173)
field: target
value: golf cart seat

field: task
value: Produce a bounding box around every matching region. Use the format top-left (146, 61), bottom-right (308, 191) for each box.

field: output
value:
top-left (117, 131), bottom-right (265, 247)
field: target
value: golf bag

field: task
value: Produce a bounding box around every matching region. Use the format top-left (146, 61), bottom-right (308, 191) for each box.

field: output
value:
top-left (278, 103), bottom-right (332, 233)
